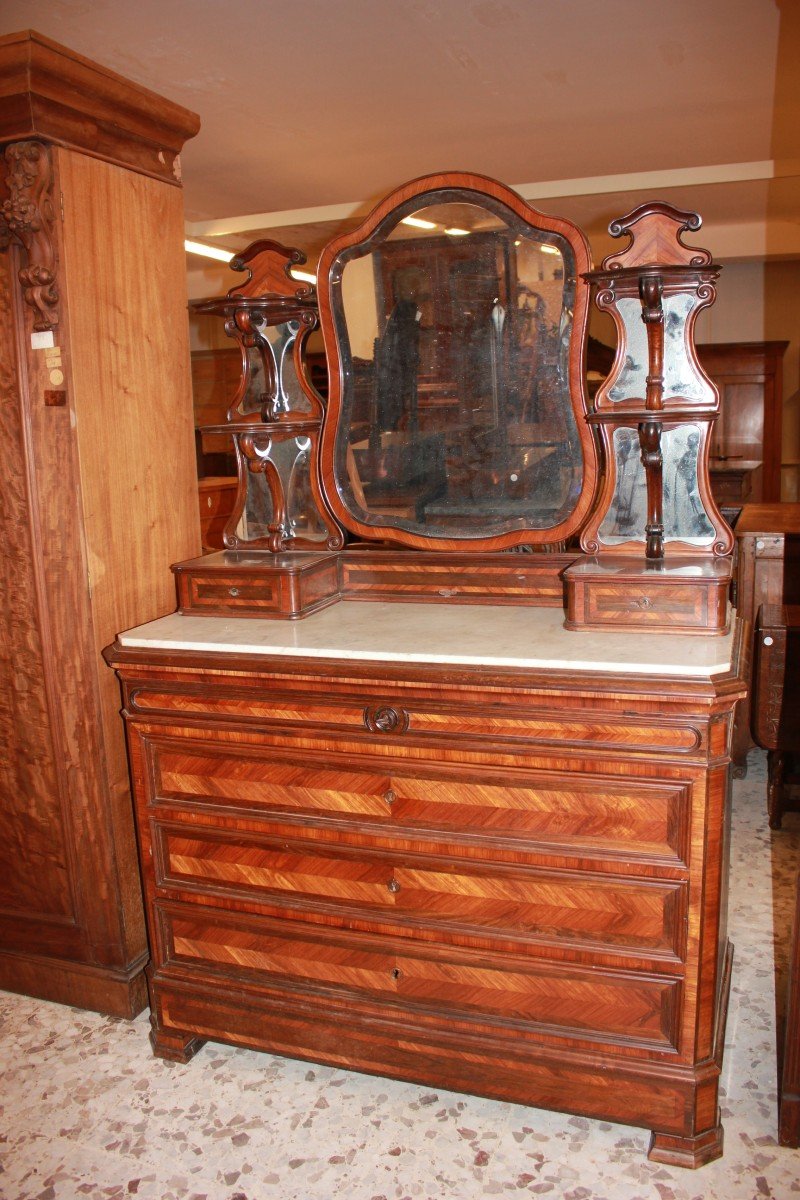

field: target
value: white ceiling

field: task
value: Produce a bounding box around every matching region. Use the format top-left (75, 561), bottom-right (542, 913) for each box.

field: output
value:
top-left (3, 0), bottom-right (798, 272)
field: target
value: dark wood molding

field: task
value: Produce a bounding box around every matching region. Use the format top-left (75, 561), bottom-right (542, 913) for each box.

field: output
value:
top-left (0, 948), bottom-right (148, 1019)
top-left (0, 139), bottom-right (59, 330)
top-left (0, 30), bottom-right (200, 184)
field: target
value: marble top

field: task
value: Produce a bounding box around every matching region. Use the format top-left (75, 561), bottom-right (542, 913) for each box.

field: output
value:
top-left (117, 602), bottom-right (735, 677)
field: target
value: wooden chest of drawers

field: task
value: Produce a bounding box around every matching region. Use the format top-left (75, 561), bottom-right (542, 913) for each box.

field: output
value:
top-left (107, 609), bottom-right (745, 1168)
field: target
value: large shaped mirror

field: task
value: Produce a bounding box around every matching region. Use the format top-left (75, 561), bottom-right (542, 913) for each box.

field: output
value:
top-left (318, 174), bottom-right (597, 550)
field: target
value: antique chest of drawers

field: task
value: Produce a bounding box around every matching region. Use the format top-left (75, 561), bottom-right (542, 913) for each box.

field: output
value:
top-left (107, 603), bottom-right (745, 1169)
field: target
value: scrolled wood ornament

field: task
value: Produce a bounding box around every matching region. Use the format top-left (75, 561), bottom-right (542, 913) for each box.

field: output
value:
top-left (0, 141), bottom-right (59, 330)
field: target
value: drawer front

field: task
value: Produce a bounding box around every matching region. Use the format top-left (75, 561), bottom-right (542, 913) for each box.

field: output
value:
top-left (130, 689), bottom-right (703, 756)
top-left (148, 742), bottom-right (690, 866)
top-left (154, 824), bottom-right (686, 959)
top-left (584, 582), bottom-right (709, 627)
top-left (752, 534), bottom-right (785, 561)
top-left (198, 484), bottom-right (237, 520)
top-left (158, 902), bottom-right (680, 1051)
top-left (184, 574), bottom-right (283, 613)
top-left (179, 560), bottom-right (340, 618)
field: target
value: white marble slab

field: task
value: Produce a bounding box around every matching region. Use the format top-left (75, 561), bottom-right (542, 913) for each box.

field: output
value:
top-left (118, 602), bottom-right (735, 676)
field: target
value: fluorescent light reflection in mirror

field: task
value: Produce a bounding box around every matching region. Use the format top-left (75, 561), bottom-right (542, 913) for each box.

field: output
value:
top-left (401, 216), bottom-right (438, 230)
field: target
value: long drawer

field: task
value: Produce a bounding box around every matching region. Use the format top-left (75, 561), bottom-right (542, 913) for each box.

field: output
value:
top-left (152, 821), bottom-right (687, 962)
top-left (155, 899), bottom-right (682, 1053)
top-left (143, 737), bottom-right (692, 869)
top-left (129, 683), bottom-right (707, 758)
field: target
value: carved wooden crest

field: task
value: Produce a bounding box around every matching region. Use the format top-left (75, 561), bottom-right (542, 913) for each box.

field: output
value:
top-left (228, 239), bottom-right (315, 304)
top-left (602, 202), bottom-right (712, 271)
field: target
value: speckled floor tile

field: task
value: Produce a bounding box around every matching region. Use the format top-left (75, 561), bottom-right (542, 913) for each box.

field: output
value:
top-left (1, 750), bottom-right (799, 1200)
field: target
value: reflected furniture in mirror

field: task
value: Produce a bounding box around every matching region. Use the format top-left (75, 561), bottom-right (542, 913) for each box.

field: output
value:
top-left (107, 173), bottom-right (747, 1168)
top-left (198, 477), bottom-right (238, 552)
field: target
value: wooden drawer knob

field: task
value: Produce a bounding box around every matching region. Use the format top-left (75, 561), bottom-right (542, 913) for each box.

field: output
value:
top-left (365, 705), bottom-right (409, 734)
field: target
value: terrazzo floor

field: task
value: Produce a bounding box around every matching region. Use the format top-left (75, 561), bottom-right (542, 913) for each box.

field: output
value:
top-left (1, 751), bottom-right (798, 1200)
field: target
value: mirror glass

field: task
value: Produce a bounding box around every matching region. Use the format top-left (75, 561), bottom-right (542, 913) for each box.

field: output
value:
top-left (608, 295), bottom-right (713, 404)
top-left (239, 434), bottom-right (328, 543)
top-left (239, 320), bottom-right (312, 418)
top-left (598, 424), bottom-right (715, 546)
top-left (330, 193), bottom-right (584, 538)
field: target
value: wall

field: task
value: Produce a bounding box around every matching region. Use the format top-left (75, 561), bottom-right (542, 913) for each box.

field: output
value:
top-left (764, 260), bottom-right (800, 498)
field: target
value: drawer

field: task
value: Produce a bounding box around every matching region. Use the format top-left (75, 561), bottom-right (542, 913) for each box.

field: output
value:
top-left (130, 690), bottom-right (704, 756)
top-left (198, 482), bottom-right (237, 520)
top-left (153, 824), bottom-right (687, 959)
top-left (176, 557), bottom-right (339, 618)
top-left (584, 582), bottom-right (713, 628)
top-left (157, 901), bottom-right (681, 1051)
top-left (752, 535), bottom-right (786, 561)
top-left (147, 741), bottom-right (691, 866)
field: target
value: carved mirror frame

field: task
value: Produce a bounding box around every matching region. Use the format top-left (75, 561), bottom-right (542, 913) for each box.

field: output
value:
top-left (316, 172), bottom-right (598, 552)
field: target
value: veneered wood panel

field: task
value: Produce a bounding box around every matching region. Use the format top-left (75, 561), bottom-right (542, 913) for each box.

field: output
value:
top-left (130, 687), bottom-right (704, 754)
top-left (57, 147), bottom-right (201, 799)
top-left (163, 905), bottom-right (680, 1050)
top-left (149, 742), bottom-right (691, 865)
top-left (156, 826), bottom-right (686, 958)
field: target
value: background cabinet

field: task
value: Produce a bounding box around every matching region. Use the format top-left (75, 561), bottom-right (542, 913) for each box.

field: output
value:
top-left (731, 503), bottom-right (800, 772)
top-left (0, 32), bottom-right (201, 1016)
top-left (699, 341), bottom-right (788, 505)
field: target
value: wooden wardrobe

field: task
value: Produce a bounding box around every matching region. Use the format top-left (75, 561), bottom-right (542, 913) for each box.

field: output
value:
top-left (0, 31), bottom-right (201, 1016)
